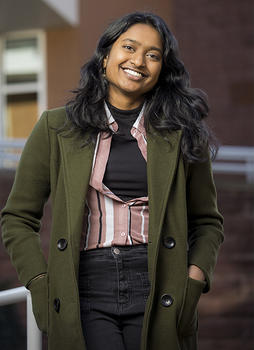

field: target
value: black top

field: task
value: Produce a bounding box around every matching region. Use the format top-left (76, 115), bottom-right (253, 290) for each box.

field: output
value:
top-left (103, 102), bottom-right (148, 202)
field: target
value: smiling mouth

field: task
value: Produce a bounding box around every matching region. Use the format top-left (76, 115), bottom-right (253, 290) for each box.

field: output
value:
top-left (121, 67), bottom-right (146, 78)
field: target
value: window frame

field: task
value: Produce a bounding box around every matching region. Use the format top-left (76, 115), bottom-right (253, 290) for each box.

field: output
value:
top-left (0, 29), bottom-right (47, 139)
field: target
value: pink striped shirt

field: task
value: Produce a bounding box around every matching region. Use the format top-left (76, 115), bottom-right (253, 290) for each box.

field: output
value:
top-left (80, 103), bottom-right (149, 251)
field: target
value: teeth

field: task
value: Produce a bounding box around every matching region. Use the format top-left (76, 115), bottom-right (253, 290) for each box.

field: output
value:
top-left (124, 69), bottom-right (142, 77)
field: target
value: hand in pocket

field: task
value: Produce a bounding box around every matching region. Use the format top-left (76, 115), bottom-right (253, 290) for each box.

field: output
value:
top-left (28, 274), bottom-right (48, 333)
top-left (178, 277), bottom-right (206, 336)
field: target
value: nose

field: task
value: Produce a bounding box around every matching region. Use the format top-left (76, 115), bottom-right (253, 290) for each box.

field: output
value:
top-left (130, 52), bottom-right (145, 67)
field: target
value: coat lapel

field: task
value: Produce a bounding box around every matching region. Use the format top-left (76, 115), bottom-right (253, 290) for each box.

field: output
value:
top-left (147, 129), bottom-right (182, 240)
top-left (57, 132), bottom-right (95, 253)
top-left (57, 126), bottom-right (181, 264)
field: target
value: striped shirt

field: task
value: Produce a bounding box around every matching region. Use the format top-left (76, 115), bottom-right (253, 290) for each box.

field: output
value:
top-left (80, 103), bottom-right (149, 251)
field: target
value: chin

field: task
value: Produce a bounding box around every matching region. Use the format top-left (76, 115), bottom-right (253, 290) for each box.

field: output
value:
top-left (121, 84), bottom-right (145, 95)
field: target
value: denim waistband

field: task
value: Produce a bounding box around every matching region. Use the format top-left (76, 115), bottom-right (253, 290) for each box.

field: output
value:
top-left (79, 243), bottom-right (148, 259)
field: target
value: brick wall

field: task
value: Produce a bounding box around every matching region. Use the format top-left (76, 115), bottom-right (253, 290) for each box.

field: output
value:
top-left (173, 0), bottom-right (254, 146)
top-left (173, 1), bottom-right (254, 348)
top-left (199, 175), bottom-right (254, 349)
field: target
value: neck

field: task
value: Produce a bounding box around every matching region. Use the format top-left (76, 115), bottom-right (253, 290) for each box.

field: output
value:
top-left (108, 92), bottom-right (144, 110)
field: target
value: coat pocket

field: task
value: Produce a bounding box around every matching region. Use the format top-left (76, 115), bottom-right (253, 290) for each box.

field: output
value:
top-left (28, 274), bottom-right (48, 333)
top-left (178, 276), bottom-right (206, 336)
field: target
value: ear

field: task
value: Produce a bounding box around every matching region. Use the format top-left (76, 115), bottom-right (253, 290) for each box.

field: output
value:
top-left (103, 55), bottom-right (108, 69)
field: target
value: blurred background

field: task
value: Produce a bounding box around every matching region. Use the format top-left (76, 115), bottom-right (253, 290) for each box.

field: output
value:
top-left (0, 0), bottom-right (253, 349)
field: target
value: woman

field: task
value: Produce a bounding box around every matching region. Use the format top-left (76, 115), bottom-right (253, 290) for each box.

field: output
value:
top-left (1, 12), bottom-right (223, 350)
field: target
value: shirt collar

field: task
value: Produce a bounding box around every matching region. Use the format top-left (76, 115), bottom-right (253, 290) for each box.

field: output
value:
top-left (104, 101), bottom-right (146, 134)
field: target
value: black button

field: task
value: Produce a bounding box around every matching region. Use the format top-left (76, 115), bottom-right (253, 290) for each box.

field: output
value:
top-left (53, 298), bottom-right (60, 313)
top-left (163, 236), bottom-right (176, 249)
top-left (161, 294), bottom-right (173, 307)
top-left (57, 238), bottom-right (68, 251)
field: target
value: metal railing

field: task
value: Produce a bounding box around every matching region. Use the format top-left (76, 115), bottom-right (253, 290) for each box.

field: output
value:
top-left (213, 145), bottom-right (254, 183)
top-left (0, 140), bottom-right (253, 182)
top-left (0, 138), bottom-right (25, 169)
top-left (0, 287), bottom-right (42, 350)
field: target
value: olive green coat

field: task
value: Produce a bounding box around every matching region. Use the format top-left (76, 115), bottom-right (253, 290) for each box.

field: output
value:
top-left (1, 107), bottom-right (223, 350)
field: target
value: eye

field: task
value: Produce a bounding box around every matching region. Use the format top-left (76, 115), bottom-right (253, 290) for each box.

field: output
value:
top-left (146, 52), bottom-right (161, 61)
top-left (123, 45), bottom-right (134, 51)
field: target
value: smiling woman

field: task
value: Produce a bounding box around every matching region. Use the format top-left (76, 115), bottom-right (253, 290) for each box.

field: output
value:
top-left (1, 11), bottom-right (223, 350)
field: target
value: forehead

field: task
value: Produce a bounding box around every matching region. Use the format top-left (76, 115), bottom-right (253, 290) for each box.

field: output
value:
top-left (115, 23), bottom-right (163, 50)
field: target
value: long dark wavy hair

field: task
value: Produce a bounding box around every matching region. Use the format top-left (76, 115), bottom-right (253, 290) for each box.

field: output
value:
top-left (66, 12), bottom-right (217, 162)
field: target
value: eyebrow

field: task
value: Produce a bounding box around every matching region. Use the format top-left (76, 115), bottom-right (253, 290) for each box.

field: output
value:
top-left (122, 38), bottom-right (162, 54)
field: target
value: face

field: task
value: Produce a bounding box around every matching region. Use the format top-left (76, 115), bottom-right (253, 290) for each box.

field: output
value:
top-left (103, 23), bottom-right (163, 107)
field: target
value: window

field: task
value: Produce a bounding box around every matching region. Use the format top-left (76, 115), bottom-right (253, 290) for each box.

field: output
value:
top-left (0, 30), bottom-right (47, 139)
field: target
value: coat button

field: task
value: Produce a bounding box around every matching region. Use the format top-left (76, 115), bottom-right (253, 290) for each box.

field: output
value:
top-left (53, 298), bottom-right (60, 313)
top-left (161, 294), bottom-right (173, 307)
top-left (163, 236), bottom-right (176, 249)
top-left (57, 238), bottom-right (68, 251)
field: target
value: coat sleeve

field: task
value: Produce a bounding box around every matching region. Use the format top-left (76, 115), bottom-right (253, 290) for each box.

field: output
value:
top-left (1, 111), bottom-right (50, 287)
top-left (186, 155), bottom-right (224, 293)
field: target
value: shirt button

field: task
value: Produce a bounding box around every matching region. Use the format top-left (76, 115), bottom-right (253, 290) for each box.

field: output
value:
top-left (122, 204), bottom-right (126, 208)
top-left (120, 232), bottom-right (126, 237)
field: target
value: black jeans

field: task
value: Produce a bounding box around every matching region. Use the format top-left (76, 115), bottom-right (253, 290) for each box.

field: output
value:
top-left (78, 244), bottom-right (150, 350)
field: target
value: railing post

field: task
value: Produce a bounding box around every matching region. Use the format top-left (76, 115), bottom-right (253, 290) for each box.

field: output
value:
top-left (0, 287), bottom-right (42, 349)
top-left (26, 291), bottom-right (42, 350)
